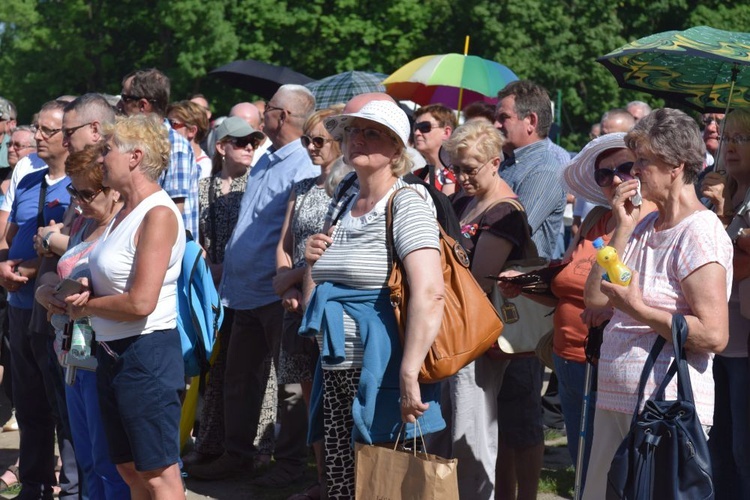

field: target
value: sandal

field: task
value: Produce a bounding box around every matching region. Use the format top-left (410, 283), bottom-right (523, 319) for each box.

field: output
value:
top-left (287, 481), bottom-right (323, 500)
top-left (0, 464), bottom-right (19, 492)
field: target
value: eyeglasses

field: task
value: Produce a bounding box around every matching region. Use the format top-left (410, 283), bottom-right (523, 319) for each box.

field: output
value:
top-left (344, 126), bottom-right (393, 143)
top-left (66, 184), bottom-right (103, 204)
top-left (719, 135), bottom-right (750, 145)
top-left (228, 136), bottom-right (260, 149)
top-left (38, 126), bottom-right (62, 140)
top-left (264, 104), bottom-right (294, 116)
top-left (9, 141), bottom-right (35, 150)
top-left (702, 116), bottom-right (723, 126)
top-left (414, 121), bottom-right (440, 134)
top-left (301, 135), bottom-right (332, 148)
top-left (451, 157), bottom-right (495, 177)
top-left (62, 122), bottom-right (93, 139)
top-left (168, 119), bottom-right (187, 130)
top-left (594, 161), bottom-right (635, 187)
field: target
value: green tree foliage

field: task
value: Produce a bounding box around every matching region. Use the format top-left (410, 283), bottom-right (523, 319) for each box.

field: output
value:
top-left (0, 0), bottom-right (749, 149)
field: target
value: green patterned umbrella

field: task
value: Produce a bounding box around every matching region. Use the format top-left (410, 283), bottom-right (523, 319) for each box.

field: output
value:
top-left (598, 26), bottom-right (750, 113)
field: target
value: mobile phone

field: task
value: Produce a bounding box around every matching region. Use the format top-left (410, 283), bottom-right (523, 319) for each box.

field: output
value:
top-left (54, 278), bottom-right (85, 299)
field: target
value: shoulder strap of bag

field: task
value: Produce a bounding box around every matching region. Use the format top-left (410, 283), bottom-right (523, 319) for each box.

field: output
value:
top-left (385, 186), bottom-right (424, 266)
top-left (651, 314), bottom-right (693, 403)
top-left (37, 177), bottom-right (48, 228)
top-left (493, 197), bottom-right (542, 265)
top-left (329, 173), bottom-right (359, 229)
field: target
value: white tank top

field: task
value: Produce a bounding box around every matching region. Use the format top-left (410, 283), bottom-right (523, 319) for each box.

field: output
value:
top-left (89, 190), bottom-right (186, 341)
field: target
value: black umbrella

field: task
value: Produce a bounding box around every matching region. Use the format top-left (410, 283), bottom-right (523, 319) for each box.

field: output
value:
top-left (208, 59), bottom-right (314, 99)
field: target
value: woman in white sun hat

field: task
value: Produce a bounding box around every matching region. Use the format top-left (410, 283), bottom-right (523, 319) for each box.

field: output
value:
top-left (299, 99), bottom-right (446, 499)
top-left (500, 132), bottom-right (656, 489)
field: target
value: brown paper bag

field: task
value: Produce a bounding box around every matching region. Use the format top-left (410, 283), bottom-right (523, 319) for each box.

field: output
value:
top-left (354, 442), bottom-right (458, 499)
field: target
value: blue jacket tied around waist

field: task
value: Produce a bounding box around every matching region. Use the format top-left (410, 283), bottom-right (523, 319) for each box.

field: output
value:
top-left (299, 282), bottom-right (445, 444)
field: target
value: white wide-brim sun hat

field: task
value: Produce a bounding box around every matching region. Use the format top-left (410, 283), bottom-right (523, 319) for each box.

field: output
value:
top-left (324, 100), bottom-right (411, 148)
top-left (562, 132), bottom-right (628, 207)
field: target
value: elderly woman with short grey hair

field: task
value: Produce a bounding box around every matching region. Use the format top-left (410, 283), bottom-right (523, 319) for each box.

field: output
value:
top-left (581, 108), bottom-right (733, 498)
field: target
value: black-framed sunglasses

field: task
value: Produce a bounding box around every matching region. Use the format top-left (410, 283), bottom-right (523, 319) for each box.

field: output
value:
top-left (228, 136), bottom-right (260, 149)
top-left (301, 135), bottom-right (332, 149)
top-left (119, 94), bottom-right (142, 103)
top-left (66, 184), bottom-right (103, 204)
top-left (413, 121), bottom-right (439, 134)
top-left (594, 162), bottom-right (634, 187)
top-left (62, 122), bottom-right (93, 139)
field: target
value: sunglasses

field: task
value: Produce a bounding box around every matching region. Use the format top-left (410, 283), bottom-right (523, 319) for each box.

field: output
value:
top-left (9, 141), bottom-right (35, 150)
top-left (66, 184), bottom-right (103, 204)
top-left (62, 122), bottom-right (93, 139)
top-left (301, 135), bottom-right (332, 149)
top-left (413, 121), bottom-right (439, 134)
top-left (168, 119), bottom-right (187, 130)
top-left (228, 136), bottom-right (259, 149)
top-left (594, 162), bottom-right (634, 187)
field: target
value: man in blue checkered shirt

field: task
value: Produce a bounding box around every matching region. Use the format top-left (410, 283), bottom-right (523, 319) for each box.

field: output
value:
top-left (118, 69), bottom-right (200, 239)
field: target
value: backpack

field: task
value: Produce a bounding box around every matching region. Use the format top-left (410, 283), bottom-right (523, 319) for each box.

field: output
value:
top-left (176, 231), bottom-right (224, 378)
top-left (333, 172), bottom-right (462, 241)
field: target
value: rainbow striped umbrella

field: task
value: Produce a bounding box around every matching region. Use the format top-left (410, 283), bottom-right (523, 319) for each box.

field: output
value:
top-left (383, 54), bottom-right (518, 110)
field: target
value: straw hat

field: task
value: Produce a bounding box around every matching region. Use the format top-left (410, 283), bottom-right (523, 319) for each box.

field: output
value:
top-left (562, 132), bottom-right (628, 206)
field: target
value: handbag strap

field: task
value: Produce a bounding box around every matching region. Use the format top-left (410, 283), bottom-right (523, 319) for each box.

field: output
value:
top-left (630, 314), bottom-right (694, 427)
top-left (651, 314), bottom-right (693, 403)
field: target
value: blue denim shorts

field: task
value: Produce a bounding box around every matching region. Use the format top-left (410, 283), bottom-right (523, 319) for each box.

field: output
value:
top-left (96, 329), bottom-right (185, 471)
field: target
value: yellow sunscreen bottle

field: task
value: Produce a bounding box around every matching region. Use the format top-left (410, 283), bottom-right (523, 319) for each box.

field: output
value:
top-left (592, 237), bottom-right (632, 286)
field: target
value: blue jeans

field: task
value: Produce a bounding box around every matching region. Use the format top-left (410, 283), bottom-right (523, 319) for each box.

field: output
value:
top-left (553, 352), bottom-right (595, 483)
top-left (66, 369), bottom-right (130, 499)
top-left (709, 355), bottom-right (750, 499)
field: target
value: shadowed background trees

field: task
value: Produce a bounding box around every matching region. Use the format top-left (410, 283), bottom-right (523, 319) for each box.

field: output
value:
top-left (1, 0), bottom-right (748, 149)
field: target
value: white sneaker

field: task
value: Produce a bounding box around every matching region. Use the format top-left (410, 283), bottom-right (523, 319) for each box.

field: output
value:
top-left (2, 410), bottom-right (18, 432)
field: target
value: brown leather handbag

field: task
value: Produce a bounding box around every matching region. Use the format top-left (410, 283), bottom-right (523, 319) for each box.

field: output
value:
top-left (386, 188), bottom-right (504, 383)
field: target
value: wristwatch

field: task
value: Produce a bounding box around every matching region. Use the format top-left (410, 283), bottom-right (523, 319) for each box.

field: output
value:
top-left (41, 231), bottom-right (54, 252)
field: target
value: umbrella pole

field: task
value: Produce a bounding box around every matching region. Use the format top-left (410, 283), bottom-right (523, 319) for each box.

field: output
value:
top-left (457, 36), bottom-right (470, 120)
top-left (715, 64), bottom-right (739, 175)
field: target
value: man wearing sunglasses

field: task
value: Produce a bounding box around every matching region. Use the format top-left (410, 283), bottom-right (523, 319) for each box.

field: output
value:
top-left (119, 68), bottom-right (200, 240)
top-left (229, 102), bottom-right (271, 166)
top-left (191, 85), bottom-right (319, 484)
top-left (413, 104), bottom-right (457, 195)
top-left (0, 99), bottom-right (79, 500)
top-left (0, 97), bottom-right (18, 169)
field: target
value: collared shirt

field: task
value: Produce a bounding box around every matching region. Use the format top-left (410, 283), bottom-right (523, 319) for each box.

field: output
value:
top-left (159, 119), bottom-right (200, 239)
top-left (0, 134), bottom-right (8, 168)
top-left (499, 140), bottom-right (566, 260)
top-left (9, 169), bottom-right (71, 309)
top-left (220, 139), bottom-right (318, 310)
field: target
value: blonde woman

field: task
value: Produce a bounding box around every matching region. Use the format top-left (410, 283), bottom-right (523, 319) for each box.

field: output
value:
top-left (66, 114), bottom-right (186, 499)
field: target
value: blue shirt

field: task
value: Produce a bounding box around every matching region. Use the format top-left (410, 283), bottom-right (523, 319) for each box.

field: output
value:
top-left (159, 120), bottom-right (200, 240)
top-left (8, 170), bottom-right (71, 308)
top-left (500, 140), bottom-right (566, 260)
top-left (0, 134), bottom-right (8, 168)
top-left (220, 139), bottom-right (318, 309)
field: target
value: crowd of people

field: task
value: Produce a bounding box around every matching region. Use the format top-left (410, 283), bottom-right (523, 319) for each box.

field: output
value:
top-left (0, 66), bottom-right (745, 500)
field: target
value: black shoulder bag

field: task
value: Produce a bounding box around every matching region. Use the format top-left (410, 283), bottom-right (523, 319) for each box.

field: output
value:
top-left (606, 314), bottom-right (714, 500)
